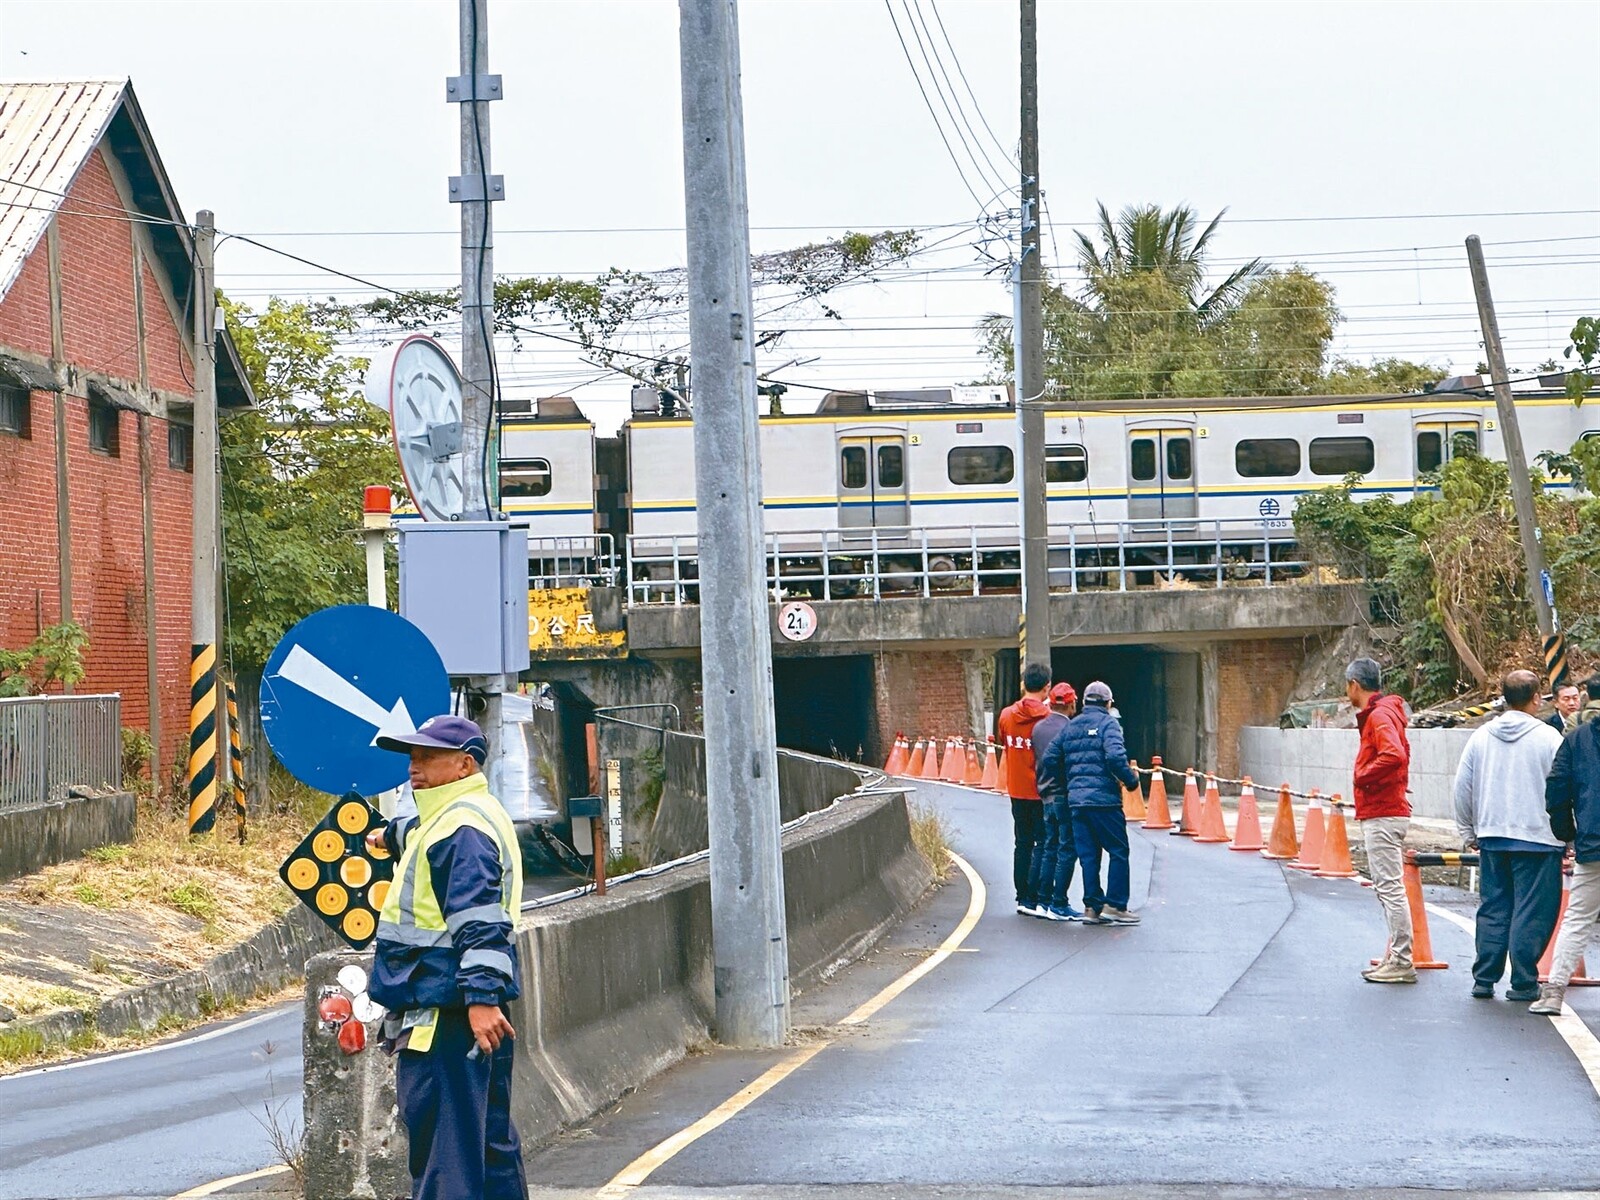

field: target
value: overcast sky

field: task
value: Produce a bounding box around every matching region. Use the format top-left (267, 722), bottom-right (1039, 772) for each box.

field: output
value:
top-left (5, 0), bottom-right (1597, 431)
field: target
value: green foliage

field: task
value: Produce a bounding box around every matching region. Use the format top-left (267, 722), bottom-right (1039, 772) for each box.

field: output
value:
top-left (633, 746), bottom-right (666, 822)
top-left (1566, 315), bottom-right (1599, 403)
top-left (1323, 356), bottom-right (1445, 396)
top-left (0, 622), bottom-right (88, 697)
top-left (121, 727), bottom-right (154, 788)
top-left (0, 1027), bottom-right (45, 1063)
top-left (166, 880), bottom-right (218, 921)
top-left (220, 298), bottom-right (397, 669)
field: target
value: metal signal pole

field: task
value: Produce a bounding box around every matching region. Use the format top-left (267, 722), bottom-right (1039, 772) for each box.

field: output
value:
top-left (679, 0), bottom-right (791, 1048)
top-left (187, 211), bottom-right (220, 836)
top-left (450, 0), bottom-right (503, 521)
top-left (1015, 0), bottom-right (1050, 674)
top-left (1466, 235), bottom-right (1567, 687)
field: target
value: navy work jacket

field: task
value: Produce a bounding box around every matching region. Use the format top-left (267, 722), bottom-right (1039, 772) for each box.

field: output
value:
top-left (1037, 704), bottom-right (1140, 808)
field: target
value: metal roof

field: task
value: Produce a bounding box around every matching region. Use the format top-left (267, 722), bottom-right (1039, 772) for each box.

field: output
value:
top-left (0, 80), bottom-right (127, 298)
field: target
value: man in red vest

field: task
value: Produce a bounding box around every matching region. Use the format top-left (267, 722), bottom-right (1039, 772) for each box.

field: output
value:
top-left (998, 662), bottom-right (1053, 916)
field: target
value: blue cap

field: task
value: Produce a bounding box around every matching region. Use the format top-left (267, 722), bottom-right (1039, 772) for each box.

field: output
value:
top-left (375, 714), bottom-right (488, 764)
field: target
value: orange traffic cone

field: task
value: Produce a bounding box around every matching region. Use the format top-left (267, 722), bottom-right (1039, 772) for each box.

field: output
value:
top-left (962, 739), bottom-right (984, 786)
top-left (1539, 869), bottom-right (1600, 986)
top-left (978, 737), bottom-right (1000, 790)
top-left (994, 746), bottom-right (1008, 793)
top-left (1195, 774), bottom-right (1230, 843)
top-left (1172, 768), bottom-right (1202, 836)
top-left (884, 733), bottom-right (908, 776)
top-left (1261, 784), bottom-right (1299, 860)
top-left (906, 737), bottom-right (926, 778)
top-left (918, 737), bottom-right (942, 781)
top-left (1122, 761), bottom-right (1147, 822)
top-left (1372, 854), bottom-right (1448, 969)
top-left (1313, 797), bottom-right (1359, 878)
top-left (1230, 778), bottom-right (1264, 851)
top-left (941, 737), bottom-right (966, 783)
top-left (1142, 756), bottom-right (1174, 830)
top-left (1290, 790), bottom-right (1325, 871)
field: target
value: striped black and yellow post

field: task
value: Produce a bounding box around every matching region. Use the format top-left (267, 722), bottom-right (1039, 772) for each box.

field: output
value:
top-left (187, 643), bottom-right (219, 836)
top-left (1544, 633), bottom-right (1570, 690)
top-left (226, 679), bottom-right (247, 844)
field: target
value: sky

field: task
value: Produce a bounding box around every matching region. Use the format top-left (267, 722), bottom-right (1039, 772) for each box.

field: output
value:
top-left (4, 0), bottom-right (1597, 433)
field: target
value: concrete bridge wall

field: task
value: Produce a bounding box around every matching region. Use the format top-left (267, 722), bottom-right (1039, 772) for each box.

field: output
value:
top-left (1238, 725), bottom-right (1475, 822)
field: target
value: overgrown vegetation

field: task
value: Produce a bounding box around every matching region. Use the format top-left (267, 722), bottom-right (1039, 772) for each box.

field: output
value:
top-left (908, 801), bottom-right (953, 883)
top-left (0, 621), bottom-right (87, 697)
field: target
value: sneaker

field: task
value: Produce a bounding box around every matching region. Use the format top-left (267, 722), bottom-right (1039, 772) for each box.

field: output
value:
top-left (1506, 986), bottom-right (1541, 1003)
top-left (1081, 908), bottom-right (1109, 925)
top-left (1529, 983), bottom-right (1567, 1016)
top-left (1364, 959), bottom-right (1418, 984)
top-left (1470, 982), bottom-right (1494, 999)
top-left (1049, 904), bottom-right (1084, 922)
top-left (1015, 902), bottom-right (1032, 916)
top-left (1040, 905), bottom-right (1070, 922)
top-left (1100, 907), bottom-right (1141, 925)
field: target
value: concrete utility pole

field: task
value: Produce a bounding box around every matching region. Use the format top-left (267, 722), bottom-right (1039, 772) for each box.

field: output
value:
top-left (187, 211), bottom-right (220, 836)
top-left (1014, 0), bottom-right (1050, 676)
top-left (678, 0), bottom-right (791, 1048)
top-left (450, 0), bottom-right (503, 521)
top-left (1466, 234), bottom-right (1566, 686)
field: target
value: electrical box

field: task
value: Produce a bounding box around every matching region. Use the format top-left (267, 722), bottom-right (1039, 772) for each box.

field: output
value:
top-left (398, 521), bottom-right (530, 677)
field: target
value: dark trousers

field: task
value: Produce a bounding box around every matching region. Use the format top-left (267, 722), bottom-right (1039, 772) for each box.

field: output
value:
top-left (396, 1006), bottom-right (526, 1200)
top-left (1011, 799), bottom-right (1045, 906)
top-left (1074, 805), bottom-right (1131, 913)
top-left (1030, 799), bottom-right (1077, 908)
top-left (1473, 848), bottom-right (1562, 993)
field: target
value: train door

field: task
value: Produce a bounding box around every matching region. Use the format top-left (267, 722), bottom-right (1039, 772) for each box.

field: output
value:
top-left (837, 430), bottom-right (910, 531)
top-left (1126, 423), bottom-right (1197, 522)
top-left (1412, 413), bottom-right (1482, 479)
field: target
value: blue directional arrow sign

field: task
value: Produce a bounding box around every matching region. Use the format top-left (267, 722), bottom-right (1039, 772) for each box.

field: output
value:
top-left (260, 605), bottom-right (451, 796)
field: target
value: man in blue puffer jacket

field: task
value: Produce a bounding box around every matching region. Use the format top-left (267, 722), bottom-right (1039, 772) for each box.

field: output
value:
top-left (1038, 681), bottom-right (1142, 926)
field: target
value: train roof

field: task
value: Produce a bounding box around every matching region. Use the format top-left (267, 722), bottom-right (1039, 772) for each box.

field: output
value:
top-left (499, 395), bottom-right (592, 425)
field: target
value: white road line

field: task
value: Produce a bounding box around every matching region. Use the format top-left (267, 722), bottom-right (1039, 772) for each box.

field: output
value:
top-left (0, 1005), bottom-right (292, 1084)
top-left (1426, 900), bottom-right (1600, 1101)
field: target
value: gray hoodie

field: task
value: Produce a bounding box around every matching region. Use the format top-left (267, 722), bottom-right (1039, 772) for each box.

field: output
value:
top-left (1453, 710), bottom-right (1564, 847)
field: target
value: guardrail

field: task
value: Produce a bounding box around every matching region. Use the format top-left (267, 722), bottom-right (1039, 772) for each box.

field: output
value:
top-left (527, 534), bottom-right (620, 589)
top-left (626, 519), bottom-right (1313, 606)
top-left (0, 693), bottom-right (122, 812)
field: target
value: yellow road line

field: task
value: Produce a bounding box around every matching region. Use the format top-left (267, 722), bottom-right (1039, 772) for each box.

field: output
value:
top-left (1426, 901), bottom-right (1600, 1101)
top-left (169, 1163), bottom-right (290, 1198)
top-left (595, 849), bottom-right (986, 1199)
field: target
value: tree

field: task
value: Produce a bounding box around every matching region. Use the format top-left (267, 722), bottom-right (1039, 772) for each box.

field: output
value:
top-left (0, 621), bottom-right (87, 697)
top-left (219, 298), bottom-right (398, 669)
top-left (1323, 357), bottom-right (1445, 396)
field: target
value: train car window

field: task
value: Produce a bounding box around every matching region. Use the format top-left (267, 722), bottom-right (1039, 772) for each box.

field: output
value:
top-left (1309, 436), bottom-right (1374, 476)
top-left (840, 446), bottom-right (867, 488)
top-left (1046, 444), bottom-right (1088, 483)
top-left (877, 444), bottom-right (904, 488)
top-left (1234, 437), bottom-right (1300, 478)
top-left (1416, 431), bottom-right (1443, 473)
top-left (1130, 438), bottom-right (1156, 481)
top-left (947, 445), bottom-right (1014, 485)
top-left (502, 458), bottom-right (553, 497)
top-left (1452, 429), bottom-right (1478, 457)
top-left (1167, 436), bottom-right (1193, 481)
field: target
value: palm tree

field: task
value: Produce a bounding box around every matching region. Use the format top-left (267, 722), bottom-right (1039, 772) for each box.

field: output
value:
top-left (1074, 203), bottom-right (1266, 327)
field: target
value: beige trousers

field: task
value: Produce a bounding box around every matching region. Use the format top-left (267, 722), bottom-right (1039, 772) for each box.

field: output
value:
top-left (1549, 860), bottom-right (1600, 989)
top-left (1362, 816), bottom-right (1413, 965)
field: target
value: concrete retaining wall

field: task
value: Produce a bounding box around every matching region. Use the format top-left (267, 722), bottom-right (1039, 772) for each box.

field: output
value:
top-left (303, 786), bottom-right (930, 1200)
top-left (0, 790), bottom-right (135, 883)
top-left (1238, 725), bottom-right (1474, 821)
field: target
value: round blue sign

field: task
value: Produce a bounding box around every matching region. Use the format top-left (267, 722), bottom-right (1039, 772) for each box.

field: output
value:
top-left (260, 606), bottom-right (451, 796)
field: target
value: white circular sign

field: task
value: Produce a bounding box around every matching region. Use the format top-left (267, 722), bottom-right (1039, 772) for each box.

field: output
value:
top-left (778, 601), bottom-right (818, 642)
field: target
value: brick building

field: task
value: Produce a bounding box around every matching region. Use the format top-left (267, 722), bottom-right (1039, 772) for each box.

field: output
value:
top-left (0, 80), bottom-right (252, 784)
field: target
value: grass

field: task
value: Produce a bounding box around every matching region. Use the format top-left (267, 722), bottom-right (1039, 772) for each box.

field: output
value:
top-left (908, 801), bottom-right (953, 883)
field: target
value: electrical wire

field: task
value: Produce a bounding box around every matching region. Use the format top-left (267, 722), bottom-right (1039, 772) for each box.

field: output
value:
top-left (926, 0), bottom-right (1016, 170)
top-left (883, 0), bottom-right (991, 210)
top-left (901, 0), bottom-right (1012, 196)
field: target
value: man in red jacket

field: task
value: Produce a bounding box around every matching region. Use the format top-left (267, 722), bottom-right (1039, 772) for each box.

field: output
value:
top-left (998, 662), bottom-right (1053, 917)
top-left (1347, 657), bottom-right (1415, 984)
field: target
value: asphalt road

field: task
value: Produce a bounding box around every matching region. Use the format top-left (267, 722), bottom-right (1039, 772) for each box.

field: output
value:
top-left (524, 780), bottom-right (1600, 1200)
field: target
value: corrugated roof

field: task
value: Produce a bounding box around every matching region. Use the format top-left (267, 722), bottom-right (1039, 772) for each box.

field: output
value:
top-left (0, 80), bottom-right (127, 297)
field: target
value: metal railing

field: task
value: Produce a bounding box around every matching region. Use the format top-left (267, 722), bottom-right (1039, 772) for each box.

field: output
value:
top-left (527, 534), bottom-right (620, 589)
top-left (626, 519), bottom-right (1314, 606)
top-left (0, 693), bottom-right (122, 812)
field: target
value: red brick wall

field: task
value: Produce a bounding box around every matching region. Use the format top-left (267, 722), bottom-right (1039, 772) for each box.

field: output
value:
top-left (871, 650), bottom-right (977, 766)
top-left (0, 240), bottom-right (53, 356)
top-left (0, 388), bottom-right (64, 641)
top-left (1216, 638), bottom-right (1307, 776)
top-left (140, 256), bottom-right (192, 393)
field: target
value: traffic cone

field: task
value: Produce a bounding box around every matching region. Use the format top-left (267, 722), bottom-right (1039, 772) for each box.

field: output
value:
top-left (978, 737), bottom-right (1000, 790)
top-left (1372, 854), bottom-right (1448, 969)
top-left (884, 733), bottom-right (908, 776)
top-left (1261, 784), bottom-right (1299, 860)
top-left (1229, 778), bottom-right (1264, 851)
top-left (1172, 768), bottom-right (1202, 836)
top-left (1539, 870), bottom-right (1600, 986)
top-left (918, 737), bottom-right (942, 781)
top-left (906, 737), bottom-right (926, 778)
top-left (1290, 790), bottom-right (1325, 871)
top-left (962, 739), bottom-right (984, 786)
top-left (1313, 797), bottom-right (1359, 878)
top-left (941, 737), bottom-right (966, 783)
top-left (1122, 761), bottom-right (1147, 822)
top-left (1195, 774), bottom-right (1230, 843)
top-left (1142, 756), bottom-right (1174, 830)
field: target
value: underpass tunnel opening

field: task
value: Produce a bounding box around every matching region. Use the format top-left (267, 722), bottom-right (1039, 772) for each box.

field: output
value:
top-left (993, 646), bottom-right (1204, 772)
top-left (772, 654), bottom-right (874, 760)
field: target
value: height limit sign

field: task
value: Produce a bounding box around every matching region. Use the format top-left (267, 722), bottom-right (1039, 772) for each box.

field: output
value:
top-left (778, 601), bottom-right (817, 643)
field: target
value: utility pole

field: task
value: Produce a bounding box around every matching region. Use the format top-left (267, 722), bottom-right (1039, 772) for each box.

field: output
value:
top-left (678, 0), bottom-right (790, 1048)
top-left (1014, 0), bottom-right (1050, 675)
top-left (1466, 234), bottom-right (1567, 687)
top-left (449, 0), bottom-right (503, 522)
top-left (187, 211), bottom-right (220, 836)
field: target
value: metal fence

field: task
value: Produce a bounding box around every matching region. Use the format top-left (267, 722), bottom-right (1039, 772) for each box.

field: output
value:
top-left (626, 519), bottom-right (1314, 606)
top-left (0, 693), bottom-right (122, 812)
top-left (528, 534), bottom-right (621, 590)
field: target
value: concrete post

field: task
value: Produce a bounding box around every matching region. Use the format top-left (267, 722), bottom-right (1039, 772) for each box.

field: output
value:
top-left (678, 0), bottom-right (790, 1047)
top-left (187, 211), bottom-right (220, 836)
top-left (1015, 0), bottom-right (1050, 674)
